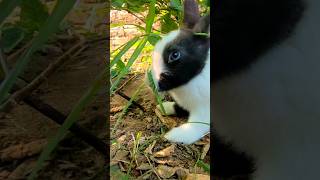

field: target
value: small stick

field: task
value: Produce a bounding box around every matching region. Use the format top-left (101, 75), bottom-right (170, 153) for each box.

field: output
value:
top-left (7, 40), bottom-right (33, 62)
top-left (113, 74), bottom-right (137, 93)
top-left (0, 41), bottom-right (9, 76)
top-left (23, 95), bottom-right (107, 155)
top-left (116, 91), bottom-right (145, 112)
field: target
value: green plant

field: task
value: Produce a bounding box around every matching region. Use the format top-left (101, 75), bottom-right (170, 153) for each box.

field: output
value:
top-left (110, 0), bottom-right (210, 124)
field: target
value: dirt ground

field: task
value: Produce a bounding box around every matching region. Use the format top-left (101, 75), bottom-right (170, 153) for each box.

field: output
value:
top-left (0, 36), bottom-right (107, 180)
top-left (110, 74), bottom-right (211, 179)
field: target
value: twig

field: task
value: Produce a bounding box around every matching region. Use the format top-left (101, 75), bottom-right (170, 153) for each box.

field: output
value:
top-left (0, 42), bottom-right (9, 76)
top-left (113, 74), bottom-right (137, 93)
top-left (7, 40), bottom-right (33, 63)
top-left (23, 95), bottom-right (107, 155)
top-left (87, 37), bottom-right (108, 44)
top-left (116, 91), bottom-right (145, 112)
top-left (0, 78), bottom-right (107, 154)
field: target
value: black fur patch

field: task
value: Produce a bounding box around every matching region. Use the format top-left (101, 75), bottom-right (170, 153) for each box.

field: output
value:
top-left (212, 133), bottom-right (255, 179)
top-left (174, 103), bottom-right (189, 117)
top-left (212, 0), bottom-right (305, 82)
top-left (158, 29), bottom-right (210, 91)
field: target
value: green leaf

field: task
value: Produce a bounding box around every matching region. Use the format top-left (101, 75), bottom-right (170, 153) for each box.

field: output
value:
top-left (160, 13), bottom-right (178, 34)
top-left (116, 59), bottom-right (125, 72)
top-left (112, 0), bottom-right (125, 8)
top-left (18, 0), bottom-right (49, 33)
top-left (170, 0), bottom-right (182, 11)
top-left (110, 37), bottom-right (148, 94)
top-left (125, 0), bottom-right (147, 13)
top-left (1, 27), bottom-right (25, 53)
top-left (110, 36), bottom-right (140, 68)
top-left (206, 0), bottom-right (210, 7)
top-left (111, 69), bottom-right (118, 79)
top-left (147, 33), bottom-right (161, 46)
top-left (0, 0), bottom-right (77, 105)
top-left (147, 70), bottom-right (166, 114)
top-left (197, 160), bottom-right (210, 173)
top-left (0, 0), bottom-right (21, 27)
top-left (145, 0), bottom-right (156, 34)
top-left (29, 68), bottom-right (106, 180)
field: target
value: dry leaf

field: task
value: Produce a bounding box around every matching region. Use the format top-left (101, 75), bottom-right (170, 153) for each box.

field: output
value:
top-left (155, 108), bottom-right (177, 128)
top-left (144, 140), bottom-right (157, 154)
top-left (110, 150), bottom-right (129, 165)
top-left (0, 171), bottom-right (10, 180)
top-left (186, 174), bottom-right (210, 180)
top-left (136, 163), bottom-right (152, 170)
top-left (111, 106), bottom-right (124, 113)
top-left (117, 134), bottom-right (127, 144)
top-left (155, 165), bottom-right (177, 179)
top-left (201, 144), bottom-right (210, 159)
top-left (153, 144), bottom-right (175, 158)
top-left (8, 159), bottom-right (36, 179)
top-left (176, 168), bottom-right (189, 179)
top-left (150, 156), bottom-right (172, 165)
top-left (0, 139), bottom-right (47, 161)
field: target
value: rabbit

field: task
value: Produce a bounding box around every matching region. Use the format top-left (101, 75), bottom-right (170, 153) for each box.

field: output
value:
top-left (213, 0), bottom-right (320, 179)
top-left (151, 0), bottom-right (210, 144)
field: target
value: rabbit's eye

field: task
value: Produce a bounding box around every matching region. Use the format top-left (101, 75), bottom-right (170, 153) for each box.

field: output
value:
top-left (168, 50), bottom-right (181, 63)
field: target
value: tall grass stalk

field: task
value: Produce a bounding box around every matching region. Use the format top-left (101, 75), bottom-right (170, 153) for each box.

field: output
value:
top-left (28, 68), bottom-right (107, 179)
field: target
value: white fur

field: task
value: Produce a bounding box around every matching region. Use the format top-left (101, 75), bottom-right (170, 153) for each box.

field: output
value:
top-left (157, 102), bottom-right (176, 115)
top-left (152, 30), bottom-right (210, 144)
top-left (152, 30), bottom-right (180, 83)
top-left (213, 0), bottom-right (320, 179)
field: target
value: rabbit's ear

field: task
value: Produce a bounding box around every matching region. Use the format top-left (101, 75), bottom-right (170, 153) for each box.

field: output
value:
top-left (183, 0), bottom-right (200, 29)
top-left (193, 15), bottom-right (210, 34)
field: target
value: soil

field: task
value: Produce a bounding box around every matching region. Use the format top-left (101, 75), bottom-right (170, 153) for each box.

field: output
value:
top-left (110, 74), bottom-right (211, 179)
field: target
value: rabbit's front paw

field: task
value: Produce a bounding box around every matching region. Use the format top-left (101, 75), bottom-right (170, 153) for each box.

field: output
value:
top-left (164, 124), bottom-right (209, 144)
top-left (157, 101), bottom-right (176, 115)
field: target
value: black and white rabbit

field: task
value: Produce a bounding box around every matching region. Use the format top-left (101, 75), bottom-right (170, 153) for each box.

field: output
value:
top-left (151, 0), bottom-right (210, 144)
top-left (213, 0), bottom-right (320, 179)
top-left (153, 0), bottom-right (320, 179)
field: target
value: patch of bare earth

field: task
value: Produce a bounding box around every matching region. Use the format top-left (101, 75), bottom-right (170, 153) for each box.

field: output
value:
top-left (110, 74), bottom-right (210, 179)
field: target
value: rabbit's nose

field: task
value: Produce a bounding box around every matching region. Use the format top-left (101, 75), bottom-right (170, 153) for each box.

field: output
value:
top-left (159, 73), bottom-right (169, 81)
top-left (158, 73), bottom-right (170, 92)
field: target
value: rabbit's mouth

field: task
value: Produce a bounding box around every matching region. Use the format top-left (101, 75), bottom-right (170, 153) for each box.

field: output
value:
top-left (157, 73), bottom-right (175, 92)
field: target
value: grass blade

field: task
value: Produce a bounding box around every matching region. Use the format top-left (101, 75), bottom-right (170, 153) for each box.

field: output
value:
top-left (111, 82), bottom-right (145, 136)
top-left (0, 0), bottom-right (77, 104)
top-left (147, 69), bottom-right (166, 114)
top-left (110, 36), bottom-right (140, 68)
top-left (0, 0), bottom-right (21, 26)
top-left (28, 68), bottom-right (107, 179)
top-left (196, 160), bottom-right (210, 173)
top-left (110, 37), bottom-right (148, 94)
top-left (145, 0), bottom-right (156, 34)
